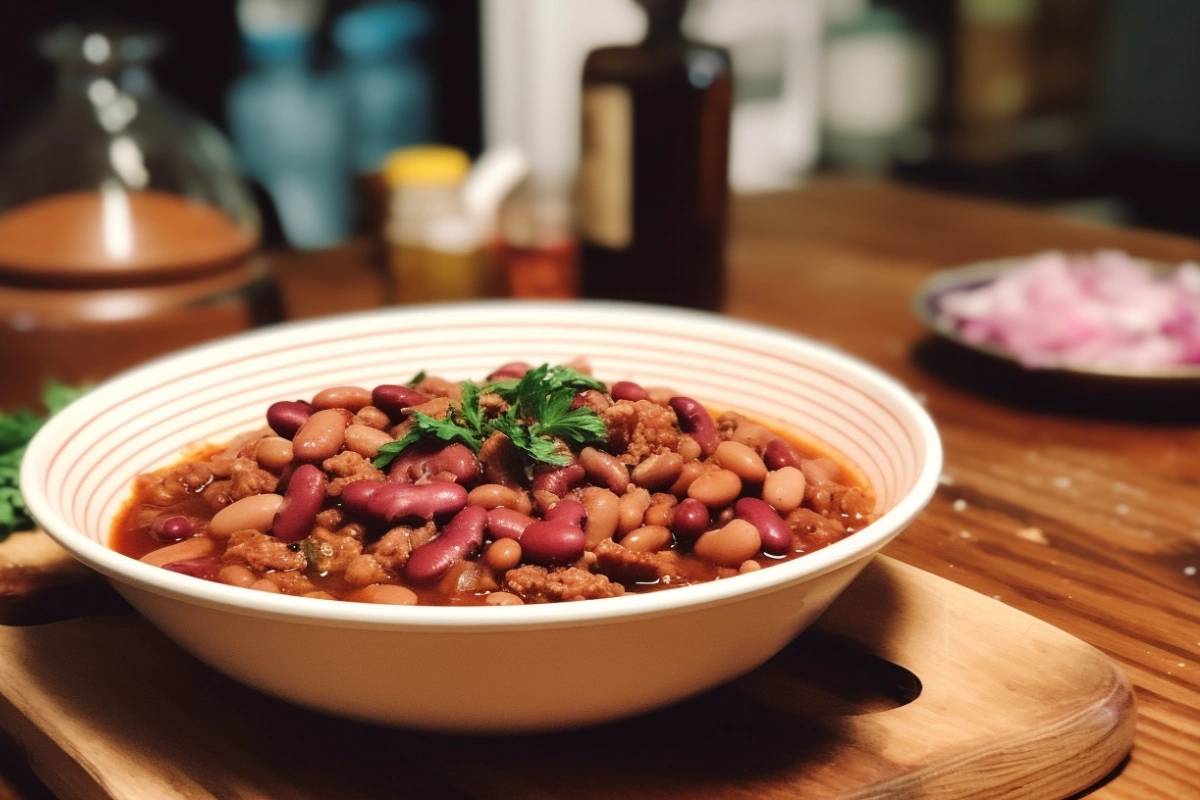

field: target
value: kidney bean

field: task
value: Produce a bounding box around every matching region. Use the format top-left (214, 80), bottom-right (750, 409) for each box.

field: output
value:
top-left (388, 442), bottom-right (481, 486)
top-left (293, 408), bottom-right (352, 462)
top-left (351, 584), bottom-right (419, 605)
top-left (631, 452), bottom-right (684, 490)
top-left (210, 494), bottom-right (285, 538)
top-left (366, 482), bottom-right (469, 523)
top-left (340, 480), bottom-right (386, 515)
top-left (712, 441), bottom-right (767, 483)
top-left (484, 538), bottom-right (523, 571)
top-left (617, 487), bottom-right (652, 535)
top-left (272, 464), bottom-right (327, 542)
top-left (531, 463), bottom-right (585, 497)
top-left (546, 498), bottom-right (586, 527)
top-left (693, 519), bottom-right (762, 567)
top-left (687, 469), bottom-right (743, 508)
top-left (619, 525), bottom-right (672, 552)
top-left (161, 557), bottom-right (221, 580)
top-left (485, 591), bottom-right (524, 606)
top-left (343, 424), bottom-right (394, 459)
top-left (371, 384), bottom-right (430, 420)
top-left (469, 483), bottom-right (532, 513)
top-left (580, 487), bottom-right (620, 547)
top-left (762, 466), bottom-right (806, 513)
top-left (139, 536), bottom-right (217, 567)
top-left (520, 520), bottom-right (587, 566)
top-left (735, 497), bottom-right (792, 555)
top-left (764, 438), bottom-right (803, 470)
top-left (406, 506), bottom-right (488, 581)
top-left (487, 361), bottom-right (532, 381)
top-left (671, 498), bottom-right (710, 541)
top-left (610, 380), bottom-right (649, 402)
top-left (669, 396), bottom-right (720, 456)
top-left (312, 385), bottom-right (373, 412)
top-left (579, 447), bottom-right (629, 493)
top-left (150, 515), bottom-right (193, 542)
top-left (267, 400), bottom-right (313, 439)
top-left (254, 436), bottom-right (294, 470)
top-left (486, 507), bottom-right (535, 540)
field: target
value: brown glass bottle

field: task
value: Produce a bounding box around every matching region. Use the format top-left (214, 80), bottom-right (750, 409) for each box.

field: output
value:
top-left (577, 0), bottom-right (732, 311)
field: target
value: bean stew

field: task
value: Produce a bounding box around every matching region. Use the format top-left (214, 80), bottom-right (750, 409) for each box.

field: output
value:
top-left (110, 361), bottom-right (878, 606)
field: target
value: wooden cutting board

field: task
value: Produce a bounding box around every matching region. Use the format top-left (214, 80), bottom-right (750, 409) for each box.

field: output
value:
top-left (0, 549), bottom-right (1133, 800)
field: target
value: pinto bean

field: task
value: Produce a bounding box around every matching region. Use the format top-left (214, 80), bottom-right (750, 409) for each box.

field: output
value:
top-left (693, 519), bottom-right (762, 567)
top-left (365, 482), bottom-right (469, 523)
top-left (671, 498), bottom-right (710, 541)
top-left (712, 441), bottom-right (767, 483)
top-left (388, 442), bottom-right (481, 486)
top-left (644, 498), bottom-right (675, 528)
top-left (485, 591), bottom-right (524, 605)
top-left (645, 387), bottom-right (675, 406)
top-left (486, 507), bottom-right (536, 540)
top-left (406, 506), bottom-right (488, 581)
top-left (669, 396), bottom-right (719, 456)
top-left (311, 385), bottom-right (373, 412)
top-left (210, 493), bottom-right (285, 538)
top-left (579, 447), bottom-right (629, 493)
top-left (728, 420), bottom-right (775, 453)
top-left (354, 406), bottom-right (391, 429)
top-left (486, 361), bottom-right (531, 381)
top-left (293, 408), bottom-right (351, 462)
top-left (351, 584), bottom-right (419, 605)
top-left (764, 438), bottom-right (803, 470)
top-left (520, 520), bottom-right (587, 566)
top-left (669, 461), bottom-right (707, 496)
top-left (371, 384), bottom-right (430, 420)
top-left (619, 525), bottom-right (672, 552)
top-left (340, 425), bottom-right (392, 459)
top-left (254, 436), bottom-right (294, 470)
top-left (217, 564), bottom-right (259, 588)
top-left (531, 463), bottom-right (585, 497)
top-left (677, 436), bottom-right (702, 462)
top-left (580, 487), bottom-right (620, 548)
top-left (763, 466), bottom-right (806, 513)
top-left (546, 498), bottom-right (586, 527)
top-left (734, 497), bottom-right (792, 555)
top-left (631, 452), bottom-right (684, 490)
top-left (687, 469), bottom-right (742, 508)
top-left (468, 483), bottom-right (532, 513)
top-left (272, 464), bottom-right (327, 542)
top-left (140, 536), bottom-right (218, 567)
top-left (610, 380), bottom-right (649, 402)
top-left (267, 400), bottom-right (313, 439)
top-left (484, 539), bottom-right (523, 571)
top-left (617, 487), bottom-right (652, 535)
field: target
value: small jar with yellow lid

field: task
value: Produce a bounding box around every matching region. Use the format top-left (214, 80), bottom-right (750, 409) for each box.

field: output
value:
top-left (382, 146), bottom-right (493, 304)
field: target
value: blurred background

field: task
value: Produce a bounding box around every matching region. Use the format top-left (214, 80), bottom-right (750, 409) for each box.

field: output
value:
top-left (3, 0), bottom-right (1200, 407)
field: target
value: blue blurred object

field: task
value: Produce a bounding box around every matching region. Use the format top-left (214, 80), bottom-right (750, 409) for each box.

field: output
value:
top-left (334, 1), bottom-right (435, 175)
top-left (227, 0), bottom-right (355, 250)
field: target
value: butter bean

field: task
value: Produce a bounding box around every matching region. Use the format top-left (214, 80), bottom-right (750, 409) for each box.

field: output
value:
top-left (712, 441), bottom-right (767, 483)
top-left (210, 493), bottom-right (285, 538)
top-left (579, 447), bottom-right (630, 493)
top-left (631, 452), bottom-right (684, 490)
top-left (343, 424), bottom-right (394, 459)
top-left (693, 519), bottom-right (762, 567)
top-left (581, 487), bottom-right (620, 548)
top-left (620, 525), bottom-right (672, 552)
top-left (617, 487), bottom-right (652, 535)
top-left (312, 385), bottom-right (373, 412)
top-left (293, 408), bottom-right (351, 462)
top-left (687, 469), bottom-right (742, 508)
top-left (762, 466), bottom-right (806, 513)
top-left (140, 536), bottom-right (217, 567)
top-left (254, 436), bottom-right (294, 470)
top-left (468, 483), bottom-right (532, 514)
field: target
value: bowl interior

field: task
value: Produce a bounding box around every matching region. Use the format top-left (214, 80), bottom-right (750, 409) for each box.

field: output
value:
top-left (23, 302), bottom-right (941, 617)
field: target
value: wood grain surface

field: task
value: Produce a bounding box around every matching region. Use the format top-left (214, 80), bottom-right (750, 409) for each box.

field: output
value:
top-left (0, 558), bottom-right (1133, 800)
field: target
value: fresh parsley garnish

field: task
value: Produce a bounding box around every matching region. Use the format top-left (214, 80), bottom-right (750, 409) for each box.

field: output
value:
top-left (0, 383), bottom-right (88, 538)
top-left (405, 370), bottom-right (427, 388)
top-left (373, 364), bottom-right (608, 470)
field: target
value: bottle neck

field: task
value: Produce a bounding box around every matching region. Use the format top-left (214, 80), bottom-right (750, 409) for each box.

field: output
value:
top-left (640, 0), bottom-right (688, 45)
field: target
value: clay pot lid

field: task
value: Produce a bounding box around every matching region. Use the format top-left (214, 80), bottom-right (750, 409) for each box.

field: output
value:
top-left (0, 190), bottom-right (257, 288)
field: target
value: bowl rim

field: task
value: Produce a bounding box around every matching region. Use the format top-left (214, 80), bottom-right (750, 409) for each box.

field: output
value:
top-left (22, 300), bottom-right (943, 632)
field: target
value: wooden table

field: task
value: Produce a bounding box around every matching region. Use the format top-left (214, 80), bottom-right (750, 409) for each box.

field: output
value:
top-left (4, 177), bottom-right (1199, 797)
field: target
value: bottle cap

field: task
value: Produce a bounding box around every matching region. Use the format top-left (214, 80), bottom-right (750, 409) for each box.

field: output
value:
top-left (382, 146), bottom-right (470, 187)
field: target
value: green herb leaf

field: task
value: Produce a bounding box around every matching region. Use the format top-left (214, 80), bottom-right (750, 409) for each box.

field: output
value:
top-left (372, 411), bottom-right (483, 469)
top-left (405, 370), bottom-right (427, 388)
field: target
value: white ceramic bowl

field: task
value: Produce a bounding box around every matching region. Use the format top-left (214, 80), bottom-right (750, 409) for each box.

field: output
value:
top-left (22, 302), bottom-right (941, 733)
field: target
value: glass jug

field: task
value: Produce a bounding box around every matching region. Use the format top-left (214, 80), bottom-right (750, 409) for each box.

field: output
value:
top-left (0, 24), bottom-right (281, 411)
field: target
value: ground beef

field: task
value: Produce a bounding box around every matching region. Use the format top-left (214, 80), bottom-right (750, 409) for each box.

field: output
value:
top-left (322, 452), bottom-right (385, 496)
top-left (414, 376), bottom-right (461, 400)
top-left (603, 400), bottom-right (682, 465)
top-left (228, 456), bottom-right (278, 501)
top-left (306, 527), bottom-right (363, 575)
top-left (478, 431), bottom-right (527, 488)
top-left (785, 508), bottom-right (848, 552)
top-left (225, 530), bottom-right (307, 572)
top-left (504, 565), bottom-right (625, 602)
top-left (343, 554), bottom-right (392, 586)
top-left (366, 522), bottom-right (436, 570)
top-left (263, 570), bottom-right (316, 595)
top-left (593, 539), bottom-right (680, 585)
